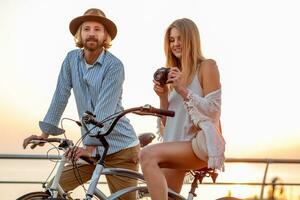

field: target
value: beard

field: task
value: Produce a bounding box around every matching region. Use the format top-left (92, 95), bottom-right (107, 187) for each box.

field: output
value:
top-left (83, 38), bottom-right (103, 51)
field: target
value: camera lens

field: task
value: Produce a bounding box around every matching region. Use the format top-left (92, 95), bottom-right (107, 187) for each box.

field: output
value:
top-left (153, 67), bottom-right (170, 85)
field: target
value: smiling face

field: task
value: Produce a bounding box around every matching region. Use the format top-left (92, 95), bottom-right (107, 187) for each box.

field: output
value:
top-left (81, 21), bottom-right (107, 51)
top-left (169, 27), bottom-right (182, 59)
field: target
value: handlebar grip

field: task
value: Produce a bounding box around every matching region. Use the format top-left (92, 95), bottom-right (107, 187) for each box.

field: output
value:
top-left (90, 119), bottom-right (104, 128)
top-left (29, 139), bottom-right (47, 149)
top-left (28, 138), bottom-right (63, 149)
top-left (150, 107), bottom-right (175, 117)
top-left (82, 112), bottom-right (104, 128)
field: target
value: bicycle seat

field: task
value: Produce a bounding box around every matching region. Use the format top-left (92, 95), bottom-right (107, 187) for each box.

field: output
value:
top-left (192, 167), bottom-right (218, 183)
top-left (138, 132), bottom-right (155, 147)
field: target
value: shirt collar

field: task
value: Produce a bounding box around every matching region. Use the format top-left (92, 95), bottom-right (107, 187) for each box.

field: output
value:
top-left (79, 48), bottom-right (106, 66)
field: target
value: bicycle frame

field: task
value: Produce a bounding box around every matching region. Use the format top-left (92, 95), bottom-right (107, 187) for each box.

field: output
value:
top-left (48, 155), bottom-right (67, 198)
top-left (41, 143), bottom-right (206, 200)
top-left (44, 153), bottom-right (147, 199)
top-left (24, 137), bottom-right (158, 199)
top-left (27, 138), bottom-right (107, 199)
top-left (40, 142), bottom-right (146, 199)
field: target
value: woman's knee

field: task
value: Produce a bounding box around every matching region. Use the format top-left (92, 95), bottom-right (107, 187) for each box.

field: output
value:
top-left (139, 146), bottom-right (158, 168)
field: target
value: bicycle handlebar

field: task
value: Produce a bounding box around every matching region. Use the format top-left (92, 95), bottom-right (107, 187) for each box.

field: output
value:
top-left (30, 138), bottom-right (63, 144)
top-left (140, 106), bottom-right (175, 117)
top-left (29, 138), bottom-right (73, 149)
top-left (82, 104), bottom-right (175, 137)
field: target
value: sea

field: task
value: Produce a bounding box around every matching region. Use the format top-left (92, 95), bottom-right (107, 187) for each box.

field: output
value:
top-left (1, 158), bottom-right (300, 199)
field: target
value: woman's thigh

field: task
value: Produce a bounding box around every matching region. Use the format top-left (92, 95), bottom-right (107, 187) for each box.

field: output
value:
top-left (144, 141), bottom-right (207, 170)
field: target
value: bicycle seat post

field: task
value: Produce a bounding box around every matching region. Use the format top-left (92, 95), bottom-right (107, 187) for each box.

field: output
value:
top-left (188, 171), bottom-right (203, 199)
top-left (188, 168), bottom-right (218, 199)
top-left (188, 176), bottom-right (198, 199)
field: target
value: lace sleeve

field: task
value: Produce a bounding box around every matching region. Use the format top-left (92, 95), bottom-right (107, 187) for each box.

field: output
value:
top-left (183, 89), bottom-right (225, 171)
top-left (183, 89), bottom-right (221, 123)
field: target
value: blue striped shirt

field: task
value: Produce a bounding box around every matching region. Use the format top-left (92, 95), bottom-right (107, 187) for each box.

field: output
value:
top-left (42, 49), bottom-right (138, 155)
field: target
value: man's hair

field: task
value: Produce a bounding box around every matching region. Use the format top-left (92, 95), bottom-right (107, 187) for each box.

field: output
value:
top-left (74, 25), bottom-right (112, 49)
top-left (164, 18), bottom-right (206, 86)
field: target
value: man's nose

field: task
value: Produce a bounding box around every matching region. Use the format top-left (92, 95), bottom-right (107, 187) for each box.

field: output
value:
top-left (87, 30), bottom-right (96, 36)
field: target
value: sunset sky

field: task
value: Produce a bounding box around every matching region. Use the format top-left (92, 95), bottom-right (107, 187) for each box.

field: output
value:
top-left (1, 0), bottom-right (300, 160)
top-left (1, 0), bottom-right (300, 199)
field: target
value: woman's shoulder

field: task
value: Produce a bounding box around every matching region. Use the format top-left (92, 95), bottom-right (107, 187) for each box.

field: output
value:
top-left (200, 59), bottom-right (217, 68)
top-left (198, 59), bottom-right (219, 75)
top-left (197, 59), bottom-right (220, 93)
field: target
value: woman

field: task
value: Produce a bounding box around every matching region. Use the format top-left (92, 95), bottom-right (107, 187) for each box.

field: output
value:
top-left (139, 18), bottom-right (225, 200)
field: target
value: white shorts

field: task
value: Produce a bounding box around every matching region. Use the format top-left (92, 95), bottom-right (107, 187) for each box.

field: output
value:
top-left (191, 131), bottom-right (208, 162)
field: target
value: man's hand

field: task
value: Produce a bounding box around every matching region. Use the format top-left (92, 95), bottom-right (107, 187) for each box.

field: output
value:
top-left (23, 133), bottom-right (49, 149)
top-left (65, 146), bottom-right (96, 161)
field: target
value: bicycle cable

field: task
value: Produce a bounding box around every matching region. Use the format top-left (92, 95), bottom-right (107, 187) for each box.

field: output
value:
top-left (61, 115), bottom-right (96, 190)
top-left (61, 117), bottom-right (82, 139)
top-left (69, 125), bottom-right (98, 194)
top-left (42, 142), bottom-right (61, 188)
top-left (68, 111), bottom-right (122, 197)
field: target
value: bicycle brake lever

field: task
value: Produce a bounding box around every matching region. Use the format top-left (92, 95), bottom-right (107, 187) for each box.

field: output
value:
top-left (85, 111), bottom-right (96, 117)
top-left (58, 140), bottom-right (72, 150)
top-left (82, 112), bottom-right (104, 128)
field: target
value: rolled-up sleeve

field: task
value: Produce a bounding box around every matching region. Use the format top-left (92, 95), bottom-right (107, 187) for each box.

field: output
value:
top-left (42, 55), bottom-right (72, 128)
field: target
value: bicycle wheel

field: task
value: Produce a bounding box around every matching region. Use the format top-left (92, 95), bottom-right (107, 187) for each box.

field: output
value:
top-left (16, 191), bottom-right (50, 200)
top-left (107, 185), bottom-right (186, 200)
top-left (216, 197), bottom-right (242, 200)
top-left (137, 186), bottom-right (186, 200)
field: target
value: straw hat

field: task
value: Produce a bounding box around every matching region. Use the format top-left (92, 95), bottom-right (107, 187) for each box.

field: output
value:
top-left (69, 8), bottom-right (117, 40)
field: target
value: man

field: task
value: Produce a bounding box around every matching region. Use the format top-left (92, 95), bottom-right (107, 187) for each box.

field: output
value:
top-left (23, 8), bottom-right (140, 199)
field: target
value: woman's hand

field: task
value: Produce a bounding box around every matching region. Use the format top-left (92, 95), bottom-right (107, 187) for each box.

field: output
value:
top-left (153, 80), bottom-right (168, 99)
top-left (168, 67), bottom-right (182, 88)
top-left (168, 67), bottom-right (189, 100)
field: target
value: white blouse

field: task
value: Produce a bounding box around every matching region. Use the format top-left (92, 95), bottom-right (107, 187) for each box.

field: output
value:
top-left (163, 75), bottom-right (203, 142)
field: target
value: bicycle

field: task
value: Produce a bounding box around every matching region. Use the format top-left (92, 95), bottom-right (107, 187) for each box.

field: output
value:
top-left (18, 104), bottom-right (239, 200)
top-left (17, 104), bottom-right (174, 200)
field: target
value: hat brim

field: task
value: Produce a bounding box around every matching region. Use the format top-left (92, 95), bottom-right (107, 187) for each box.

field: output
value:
top-left (69, 15), bottom-right (117, 40)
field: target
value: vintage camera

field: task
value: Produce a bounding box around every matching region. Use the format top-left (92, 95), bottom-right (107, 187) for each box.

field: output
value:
top-left (153, 67), bottom-right (170, 85)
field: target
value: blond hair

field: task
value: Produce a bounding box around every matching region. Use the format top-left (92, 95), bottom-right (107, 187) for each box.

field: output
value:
top-left (74, 25), bottom-right (112, 49)
top-left (164, 18), bottom-right (205, 86)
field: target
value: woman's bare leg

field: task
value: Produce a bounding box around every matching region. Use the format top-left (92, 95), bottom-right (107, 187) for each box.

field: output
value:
top-left (139, 141), bottom-right (207, 200)
top-left (162, 168), bottom-right (186, 193)
top-left (162, 168), bottom-right (186, 200)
